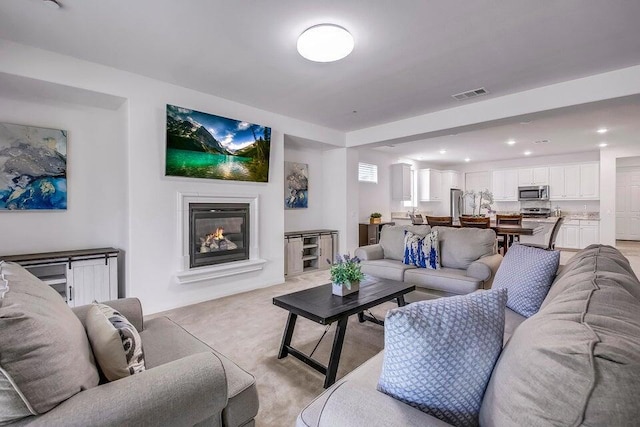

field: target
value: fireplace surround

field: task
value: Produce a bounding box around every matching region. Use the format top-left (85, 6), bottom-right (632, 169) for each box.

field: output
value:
top-left (177, 192), bottom-right (265, 284)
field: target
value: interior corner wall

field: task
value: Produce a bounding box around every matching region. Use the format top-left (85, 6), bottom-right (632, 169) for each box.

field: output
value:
top-left (0, 96), bottom-right (128, 255)
top-left (358, 149), bottom-right (393, 223)
top-left (283, 143), bottom-right (325, 232)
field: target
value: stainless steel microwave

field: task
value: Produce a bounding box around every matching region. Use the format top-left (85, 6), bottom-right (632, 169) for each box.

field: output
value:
top-left (518, 185), bottom-right (549, 201)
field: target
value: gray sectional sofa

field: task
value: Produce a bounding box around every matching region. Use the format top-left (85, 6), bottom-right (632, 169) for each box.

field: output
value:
top-left (0, 262), bottom-right (258, 427)
top-left (297, 245), bottom-right (640, 426)
top-left (355, 225), bottom-right (503, 297)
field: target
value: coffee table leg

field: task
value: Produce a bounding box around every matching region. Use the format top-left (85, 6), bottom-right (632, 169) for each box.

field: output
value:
top-left (278, 313), bottom-right (297, 359)
top-left (357, 312), bottom-right (365, 322)
top-left (324, 317), bottom-right (348, 388)
top-left (397, 295), bottom-right (407, 307)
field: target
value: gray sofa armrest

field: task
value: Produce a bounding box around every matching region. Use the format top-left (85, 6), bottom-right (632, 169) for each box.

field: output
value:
top-left (355, 244), bottom-right (384, 261)
top-left (302, 381), bottom-right (451, 427)
top-left (21, 352), bottom-right (227, 427)
top-left (72, 297), bottom-right (144, 331)
top-left (466, 253), bottom-right (503, 289)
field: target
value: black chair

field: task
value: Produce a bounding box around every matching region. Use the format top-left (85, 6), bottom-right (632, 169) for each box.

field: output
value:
top-left (521, 217), bottom-right (565, 250)
top-left (496, 214), bottom-right (523, 254)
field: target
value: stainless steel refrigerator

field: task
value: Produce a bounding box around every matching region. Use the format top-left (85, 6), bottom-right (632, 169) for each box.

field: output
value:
top-left (450, 188), bottom-right (464, 221)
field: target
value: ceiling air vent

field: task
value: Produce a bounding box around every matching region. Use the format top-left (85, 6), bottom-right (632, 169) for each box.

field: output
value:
top-left (452, 87), bottom-right (489, 101)
top-left (533, 139), bottom-right (550, 144)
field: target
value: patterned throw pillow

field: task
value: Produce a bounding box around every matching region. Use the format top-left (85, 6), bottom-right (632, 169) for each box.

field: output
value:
top-left (85, 303), bottom-right (145, 382)
top-left (492, 244), bottom-right (560, 317)
top-left (403, 230), bottom-right (423, 266)
top-left (378, 289), bottom-right (508, 427)
top-left (421, 229), bottom-right (440, 270)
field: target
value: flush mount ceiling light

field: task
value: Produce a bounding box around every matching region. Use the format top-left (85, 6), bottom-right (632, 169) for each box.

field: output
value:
top-left (439, 149), bottom-right (447, 154)
top-left (506, 139), bottom-right (516, 145)
top-left (597, 128), bottom-right (608, 134)
top-left (464, 158), bottom-right (471, 162)
top-left (297, 24), bottom-right (354, 62)
top-left (524, 151), bottom-right (532, 156)
top-left (43, 0), bottom-right (61, 9)
top-left (599, 142), bottom-right (608, 148)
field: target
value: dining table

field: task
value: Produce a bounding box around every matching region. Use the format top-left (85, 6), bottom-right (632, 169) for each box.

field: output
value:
top-left (451, 219), bottom-right (545, 253)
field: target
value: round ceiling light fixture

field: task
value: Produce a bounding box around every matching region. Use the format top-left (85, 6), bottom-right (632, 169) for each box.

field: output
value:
top-left (297, 24), bottom-right (354, 62)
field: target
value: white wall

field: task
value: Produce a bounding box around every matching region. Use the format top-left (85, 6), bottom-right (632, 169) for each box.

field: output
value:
top-left (0, 96), bottom-right (128, 254)
top-left (358, 149), bottom-right (393, 223)
top-left (0, 39), bottom-right (345, 313)
top-left (283, 142), bottom-right (325, 232)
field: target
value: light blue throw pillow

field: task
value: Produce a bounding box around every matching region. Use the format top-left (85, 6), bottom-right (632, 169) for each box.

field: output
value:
top-left (378, 289), bottom-right (508, 427)
top-left (492, 243), bottom-right (560, 317)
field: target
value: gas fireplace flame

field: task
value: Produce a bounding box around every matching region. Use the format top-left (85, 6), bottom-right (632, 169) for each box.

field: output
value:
top-left (210, 227), bottom-right (224, 241)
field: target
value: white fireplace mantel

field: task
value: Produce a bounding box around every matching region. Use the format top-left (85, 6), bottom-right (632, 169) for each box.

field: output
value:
top-left (175, 192), bottom-right (266, 284)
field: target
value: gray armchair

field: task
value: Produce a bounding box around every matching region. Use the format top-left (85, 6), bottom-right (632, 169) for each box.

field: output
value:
top-left (13, 298), bottom-right (258, 427)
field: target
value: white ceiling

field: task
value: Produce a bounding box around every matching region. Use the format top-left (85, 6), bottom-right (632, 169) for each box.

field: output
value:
top-left (373, 95), bottom-right (640, 165)
top-left (1, 1), bottom-right (640, 132)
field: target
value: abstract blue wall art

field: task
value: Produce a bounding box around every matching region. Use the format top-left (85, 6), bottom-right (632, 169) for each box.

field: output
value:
top-left (0, 123), bottom-right (67, 211)
top-left (284, 161), bottom-right (308, 209)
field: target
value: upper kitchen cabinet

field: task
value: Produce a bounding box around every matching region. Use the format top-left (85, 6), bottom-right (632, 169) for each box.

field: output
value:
top-left (391, 163), bottom-right (412, 201)
top-left (518, 167), bottom-right (549, 186)
top-left (419, 168), bottom-right (442, 201)
top-left (492, 169), bottom-right (518, 201)
top-left (548, 163), bottom-right (599, 200)
top-left (441, 170), bottom-right (463, 191)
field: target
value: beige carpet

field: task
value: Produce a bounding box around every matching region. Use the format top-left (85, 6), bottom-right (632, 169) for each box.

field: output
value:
top-left (152, 269), bottom-right (396, 427)
top-left (152, 246), bottom-right (640, 427)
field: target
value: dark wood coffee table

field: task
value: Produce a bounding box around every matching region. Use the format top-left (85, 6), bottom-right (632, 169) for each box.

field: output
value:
top-left (273, 275), bottom-right (415, 388)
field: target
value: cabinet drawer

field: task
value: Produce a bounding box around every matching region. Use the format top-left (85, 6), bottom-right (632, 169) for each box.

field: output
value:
top-left (580, 220), bottom-right (599, 226)
top-left (563, 220), bottom-right (580, 226)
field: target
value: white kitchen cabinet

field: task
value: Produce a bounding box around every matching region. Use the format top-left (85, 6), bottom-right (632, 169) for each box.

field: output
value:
top-left (518, 167), bottom-right (549, 186)
top-left (4, 248), bottom-right (119, 307)
top-left (561, 221), bottom-right (581, 249)
top-left (579, 220), bottom-right (600, 248)
top-left (442, 170), bottom-right (462, 190)
top-left (580, 163), bottom-right (600, 199)
top-left (549, 163), bottom-right (598, 200)
top-left (419, 168), bottom-right (442, 202)
top-left (492, 169), bottom-right (518, 201)
top-left (391, 163), bottom-right (412, 201)
top-left (557, 219), bottom-right (600, 249)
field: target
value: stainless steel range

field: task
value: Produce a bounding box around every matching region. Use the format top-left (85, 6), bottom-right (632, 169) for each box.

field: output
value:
top-left (521, 207), bottom-right (551, 218)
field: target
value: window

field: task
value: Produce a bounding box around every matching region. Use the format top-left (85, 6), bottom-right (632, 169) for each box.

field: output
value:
top-left (358, 162), bottom-right (378, 183)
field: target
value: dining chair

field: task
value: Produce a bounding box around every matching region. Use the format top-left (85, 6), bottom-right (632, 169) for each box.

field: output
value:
top-left (521, 217), bottom-right (565, 250)
top-left (496, 214), bottom-right (523, 254)
top-left (459, 216), bottom-right (490, 228)
top-left (425, 216), bottom-right (453, 226)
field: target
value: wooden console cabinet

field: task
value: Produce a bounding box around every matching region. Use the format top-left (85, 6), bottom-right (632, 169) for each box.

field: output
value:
top-left (284, 230), bottom-right (338, 276)
top-left (358, 222), bottom-right (395, 246)
top-left (1, 248), bottom-right (120, 307)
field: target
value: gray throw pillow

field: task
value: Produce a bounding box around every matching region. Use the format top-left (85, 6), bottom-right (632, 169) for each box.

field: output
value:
top-left (0, 262), bottom-right (99, 420)
top-left (85, 303), bottom-right (146, 382)
top-left (378, 288), bottom-right (508, 427)
top-left (492, 244), bottom-right (560, 317)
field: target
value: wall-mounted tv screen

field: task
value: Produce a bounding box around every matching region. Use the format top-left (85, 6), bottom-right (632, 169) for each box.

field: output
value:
top-left (165, 104), bottom-right (271, 182)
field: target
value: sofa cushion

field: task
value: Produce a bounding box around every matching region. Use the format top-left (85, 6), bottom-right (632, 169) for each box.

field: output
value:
top-left (360, 259), bottom-right (416, 282)
top-left (404, 267), bottom-right (482, 295)
top-left (0, 262), bottom-right (99, 420)
top-left (433, 226), bottom-right (496, 270)
top-left (378, 289), bottom-right (508, 427)
top-left (140, 316), bottom-right (258, 427)
top-left (380, 225), bottom-right (431, 261)
top-left (480, 245), bottom-right (640, 426)
top-left (85, 302), bottom-right (146, 381)
top-left (492, 244), bottom-right (560, 317)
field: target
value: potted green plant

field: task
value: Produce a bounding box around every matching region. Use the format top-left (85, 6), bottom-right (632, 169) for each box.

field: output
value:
top-left (370, 212), bottom-right (382, 224)
top-left (327, 254), bottom-right (365, 296)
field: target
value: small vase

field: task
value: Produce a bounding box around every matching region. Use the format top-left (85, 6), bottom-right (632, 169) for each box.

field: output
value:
top-left (332, 281), bottom-right (360, 296)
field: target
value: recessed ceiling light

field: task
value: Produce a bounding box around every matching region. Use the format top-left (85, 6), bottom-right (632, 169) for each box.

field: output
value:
top-left (507, 139), bottom-right (516, 145)
top-left (520, 120), bottom-right (532, 125)
top-left (464, 158), bottom-right (471, 162)
top-left (417, 156), bottom-right (423, 160)
top-left (599, 142), bottom-right (608, 148)
top-left (297, 24), bottom-right (354, 62)
top-left (43, 0), bottom-right (61, 8)
top-left (439, 149), bottom-right (447, 154)
top-left (597, 128), bottom-right (608, 134)
top-left (524, 151), bottom-right (532, 156)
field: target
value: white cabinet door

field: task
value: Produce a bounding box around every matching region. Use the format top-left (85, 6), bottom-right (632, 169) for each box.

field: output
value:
top-left (318, 235), bottom-right (333, 269)
top-left (616, 169), bottom-right (640, 240)
top-left (563, 225), bottom-right (580, 249)
top-left (533, 167), bottom-right (549, 185)
top-left (391, 163), bottom-right (412, 201)
top-left (549, 166), bottom-right (565, 199)
top-left (580, 163), bottom-right (600, 199)
top-left (432, 170), bottom-right (442, 201)
top-left (518, 168), bottom-right (534, 186)
top-left (285, 237), bottom-right (303, 275)
top-left (419, 169), bottom-right (442, 201)
top-left (67, 258), bottom-right (117, 306)
top-left (579, 224), bottom-right (599, 248)
top-left (503, 170), bottom-right (519, 200)
top-left (555, 225), bottom-right (565, 248)
top-left (564, 165), bottom-right (581, 199)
